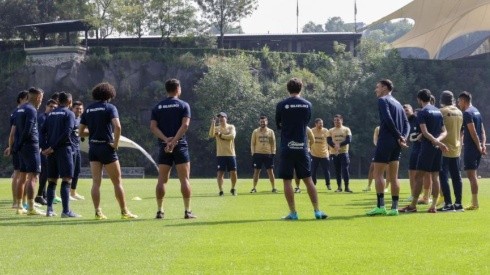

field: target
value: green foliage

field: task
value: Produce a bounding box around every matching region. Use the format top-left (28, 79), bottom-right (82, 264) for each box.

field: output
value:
top-left (0, 178), bottom-right (488, 273)
top-left (364, 19), bottom-right (414, 43)
top-left (149, 0), bottom-right (197, 44)
top-left (302, 21), bottom-right (324, 33)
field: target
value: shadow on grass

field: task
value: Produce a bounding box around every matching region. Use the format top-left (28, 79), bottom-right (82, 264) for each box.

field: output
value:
top-left (0, 216), bottom-right (148, 227)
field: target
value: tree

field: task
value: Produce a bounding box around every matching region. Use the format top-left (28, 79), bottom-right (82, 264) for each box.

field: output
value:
top-left (364, 19), bottom-right (413, 43)
top-left (149, 0), bottom-right (197, 46)
top-left (0, 0), bottom-right (39, 40)
top-left (87, 0), bottom-right (125, 40)
top-left (196, 0), bottom-right (258, 48)
top-left (324, 16), bottom-right (349, 32)
top-left (302, 21), bottom-right (324, 33)
top-left (120, 0), bottom-right (151, 41)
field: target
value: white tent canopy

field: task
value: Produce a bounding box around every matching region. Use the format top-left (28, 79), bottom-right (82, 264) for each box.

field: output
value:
top-left (368, 0), bottom-right (490, 59)
top-left (80, 136), bottom-right (158, 171)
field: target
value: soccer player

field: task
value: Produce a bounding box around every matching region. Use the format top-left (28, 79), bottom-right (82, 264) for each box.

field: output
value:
top-left (327, 114), bottom-right (353, 193)
top-left (208, 112), bottom-right (238, 196)
top-left (41, 92), bottom-right (81, 217)
top-left (4, 91), bottom-right (29, 209)
top-left (310, 118), bottom-right (331, 190)
top-left (15, 87), bottom-right (45, 215)
top-left (150, 78), bottom-right (196, 219)
top-left (36, 98), bottom-right (58, 206)
top-left (437, 91), bottom-right (464, 212)
top-left (366, 79), bottom-right (409, 216)
top-left (70, 100), bottom-right (85, 200)
top-left (79, 83), bottom-right (137, 220)
top-left (400, 89), bottom-right (448, 213)
top-left (275, 77), bottom-right (328, 220)
top-left (404, 104), bottom-right (421, 202)
top-left (250, 115), bottom-right (277, 193)
top-left (457, 91), bottom-right (486, 210)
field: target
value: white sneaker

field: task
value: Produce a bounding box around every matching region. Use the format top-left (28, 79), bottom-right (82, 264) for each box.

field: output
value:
top-left (69, 196), bottom-right (77, 201)
top-left (73, 194), bottom-right (85, 200)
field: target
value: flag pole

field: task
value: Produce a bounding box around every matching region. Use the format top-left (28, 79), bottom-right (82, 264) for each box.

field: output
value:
top-left (354, 0), bottom-right (358, 33)
top-left (296, 0), bottom-right (299, 33)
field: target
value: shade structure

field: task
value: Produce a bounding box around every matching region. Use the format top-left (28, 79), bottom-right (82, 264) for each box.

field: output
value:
top-left (368, 0), bottom-right (490, 59)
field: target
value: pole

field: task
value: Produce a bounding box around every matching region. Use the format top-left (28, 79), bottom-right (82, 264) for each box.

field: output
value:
top-left (354, 0), bottom-right (358, 33)
top-left (296, 0), bottom-right (299, 33)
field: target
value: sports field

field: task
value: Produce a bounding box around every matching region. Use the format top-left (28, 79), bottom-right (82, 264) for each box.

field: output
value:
top-left (0, 177), bottom-right (488, 274)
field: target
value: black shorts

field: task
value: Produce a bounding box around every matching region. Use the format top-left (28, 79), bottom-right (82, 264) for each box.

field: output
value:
top-left (158, 144), bottom-right (190, 166)
top-left (73, 149), bottom-right (81, 177)
top-left (89, 143), bottom-right (118, 165)
top-left (408, 147), bottom-right (420, 170)
top-left (217, 156), bottom-right (237, 172)
top-left (464, 148), bottom-right (481, 170)
top-left (11, 152), bottom-right (20, 170)
top-left (416, 142), bottom-right (442, 172)
top-left (47, 146), bottom-right (74, 179)
top-left (278, 150), bottom-right (311, 180)
top-left (19, 143), bottom-right (41, 173)
top-left (373, 138), bottom-right (401, 163)
top-left (252, 153), bottom-right (274, 170)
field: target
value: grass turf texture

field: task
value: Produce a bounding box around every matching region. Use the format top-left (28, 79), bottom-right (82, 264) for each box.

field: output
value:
top-left (0, 178), bottom-right (488, 274)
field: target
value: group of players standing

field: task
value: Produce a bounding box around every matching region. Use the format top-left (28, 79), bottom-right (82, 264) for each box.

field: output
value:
top-left (5, 77), bottom-right (485, 220)
top-left (367, 79), bottom-right (486, 216)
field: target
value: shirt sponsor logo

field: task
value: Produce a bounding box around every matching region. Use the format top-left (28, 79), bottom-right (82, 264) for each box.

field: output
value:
top-left (49, 111), bottom-right (66, 116)
top-left (288, 141), bottom-right (305, 149)
top-left (86, 107), bottom-right (105, 113)
top-left (158, 104), bottom-right (179, 109)
top-left (285, 104), bottom-right (309, 109)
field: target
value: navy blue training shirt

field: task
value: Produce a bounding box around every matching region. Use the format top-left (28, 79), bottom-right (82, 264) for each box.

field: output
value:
top-left (37, 112), bottom-right (48, 149)
top-left (70, 116), bottom-right (81, 150)
top-left (151, 97), bottom-right (191, 145)
top-left (417, 104), bottom-right (444, 144)
top-left (80, 101), bottom-right (118, 144)
top-left (275, 96), bottom-right (312, 152)
top-left (15, 103), bottom-right (39, 150)
top-left (408, 113), bottom-right (421, 150)
top-left (377, 94), bottom-right (410, 142)
top-left (462, 106), bottom-right (484, 152)
top-left (10, 107), bottom-right (21, 149)
top-left (42, 106), bottom-right (75, 150)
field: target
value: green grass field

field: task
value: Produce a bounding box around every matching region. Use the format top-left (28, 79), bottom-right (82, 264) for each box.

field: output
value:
top-left (0, 177), bottom-right (488, 274)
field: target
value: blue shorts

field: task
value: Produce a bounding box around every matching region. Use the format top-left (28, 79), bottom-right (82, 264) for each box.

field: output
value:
top-left (278, 150), bottom-right (311, 180)
top-left (463, 148), bottom-right (481, 170)
top-left (373, 138), bottom-right (401, 163)
top-left (19, 143), bottom-right (41, 173)
top-left (47, 146), bottom-right (74, 179)
top-left (217, 156), bottom-right (237, 172)
top-left (73, 149), bottom-right (81, 177)
top-left (252, 153), bottom-right (274, 170)
top-left (89, 143), bottom-right (118, 165)
top-left (416, 142), bottom-right (442, 172)
top-left (408, 147), bottom-right (420, 170)
top-left (11, 152), bottom-right (21, 170)
top-left (158, 144), bottom-right (190, 166)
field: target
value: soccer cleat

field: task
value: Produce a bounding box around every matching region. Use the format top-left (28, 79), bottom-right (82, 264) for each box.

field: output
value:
top-left (53, 196), bottom-right (62, 204)
top-left (437, 204), bottom-right (455, 212)
top-left (282, 212), bottom-right (298, 220)
top-left (95, 211), bottom-right (108, 220)
top-left (362, 186), bottom-right (371, 192)
top-left (314, 210), bottom-right (328, 219)
top-left (417, 198), bottom-right (429, 205)
top-left (61, 211), bottom-right (81, 218)
top-left (386, 209), bottom-right (399, 216)
top-left (344, 188), bottom-right (353, 193)
top-left (27, 208), bottom-right (45, 216)
top-left (34, 196), bottom-right (47, 205)
top-left (465, 205), bottom-right (479, 211)
top-left (427, 207), bottom-right (437, 213)
top-left (218, 191), bottom-right (224, 196)
top-left (121, 211), bottom-right (138, 219)
top-left (72, 194), bottom-right (85, 200)
top-left (366, 207), bottom-right (387, 216)
top-left (436, 195), bottom-right (445, 206)
top-left (326, 185), bottom-right (332, 190)
top-left (271, 188), bottom-right (278, 193)
top-left (230, 189), bottom-right (237, 196)
top-left (398, 205), bottom-right (417, 213)
top-left (69, 196), bottom-right (77, 201)
top-left (453, 204), bottom-right (465, 212)
top-left (46, 209), bottom-right (57, 217)
top-left (184, 211), bottom-right (197, 219)
top-left (335, 188), bottom-right (342, 193)
top-left (16, 208), bottom-right (27, 215)
top-left (294, 187), bottom-right (301, 193)
top-left (250, 188), bottom-right (257, 193)
top-left (155, 211), bottom-right (164, 219)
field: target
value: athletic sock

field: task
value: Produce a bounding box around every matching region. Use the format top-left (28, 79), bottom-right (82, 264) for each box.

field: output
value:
top-left (47, 181), bottom-right (57, 207)
top-left (60, 181), bottom-right (70, 213)
top-left (391, 196), bottom-right (399, 209)
top-left (377, 193), bottom-right (385, 208)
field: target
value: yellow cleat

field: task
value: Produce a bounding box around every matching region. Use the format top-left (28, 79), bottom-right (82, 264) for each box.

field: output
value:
top-left (465, 205), bottom-right (479, 211)
top-left (16, 208), bottom-right (27, 215)
top-left (121, 211), bottom-right (138, 219)
top-left (27, 208), bottom-right (45, 216)
top-left (95, 211), bottom-right (108, 220)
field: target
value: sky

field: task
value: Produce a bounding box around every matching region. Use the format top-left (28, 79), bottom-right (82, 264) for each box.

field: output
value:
top-left (240, 0), bottom-right (413, 34)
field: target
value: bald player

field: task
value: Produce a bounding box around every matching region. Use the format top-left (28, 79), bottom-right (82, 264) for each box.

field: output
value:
top-left (250, 115), bottom-right (277, 193)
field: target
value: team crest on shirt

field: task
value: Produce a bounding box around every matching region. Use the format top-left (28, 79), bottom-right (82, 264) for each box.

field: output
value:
top-left (285, 105), bottom-right (290, 109)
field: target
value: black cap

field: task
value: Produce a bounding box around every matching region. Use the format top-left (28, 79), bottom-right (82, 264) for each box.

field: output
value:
top-left (440, 90), bottom-right (454, 106)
